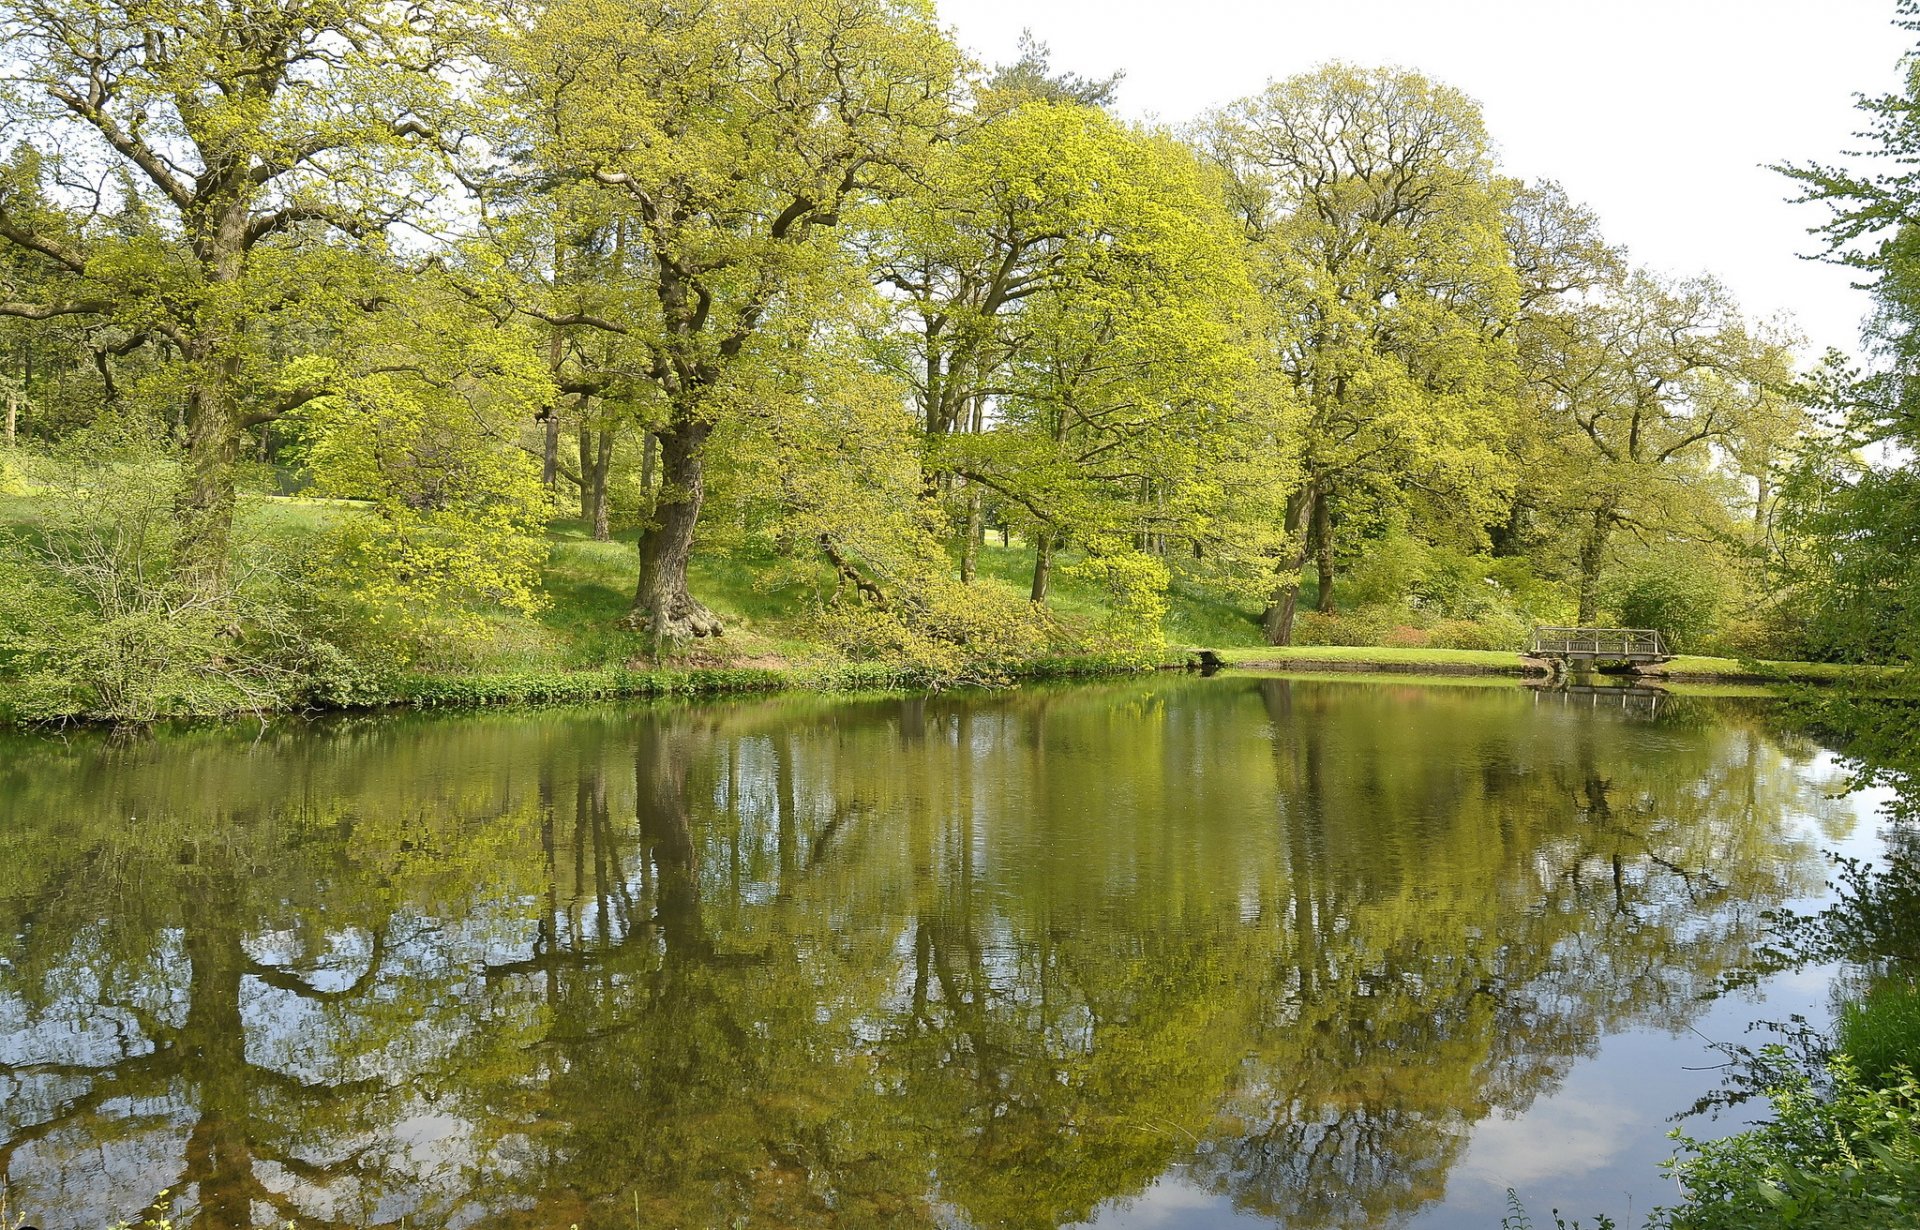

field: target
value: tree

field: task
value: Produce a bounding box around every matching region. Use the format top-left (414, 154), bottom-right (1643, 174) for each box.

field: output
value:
top-left (1205, 64), bottom-right (1522, 644)
top-left (877, 100), bottom-right (1268, 616)
top-left (1525, 269), bottom-right (1791, 623)
top-left (1771, 0), bottom-right (1920, 663)
top-left (494, 0), bottom-right (962, 642)
top-left (0, 0), bottom-right (471, 570)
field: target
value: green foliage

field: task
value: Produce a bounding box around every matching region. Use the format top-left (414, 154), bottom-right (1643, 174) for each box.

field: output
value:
top-left (1292, 606), bottom-right (1401, 647)
top-left (1769, 5), bottom-right (1920, 669)
top-left (0, 0), bottom-right (1856, 705)
top-left (1660, 1056), bottom-right (1920, 1230)
top-left (295, 371), bottom-right (553, 653)
top-left (1609, 554), bottom-right (1726, 654)
top-left (1062, 550), bottom-right (1172, 665)
top-left (0, 428), bottom-right (301, 722)
top-left (1327, 533), bottom-right (1541, 650)
top-left (1837, 979), bottom-right (1920, 1086)
top-left (815, 576), bottom-right (1062, 689)
top-left (1427, 616), bottom-right (1527, 652)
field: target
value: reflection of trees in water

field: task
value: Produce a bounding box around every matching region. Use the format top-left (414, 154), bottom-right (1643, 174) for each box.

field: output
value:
top-left (1183, 680), bottom-right (1837, 1228)
top-left (0, 680), bottom-right (1844, 1230)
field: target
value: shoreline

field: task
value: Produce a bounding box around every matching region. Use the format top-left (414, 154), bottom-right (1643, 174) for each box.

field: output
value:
top-left (1206, 645), bottom-right (1896, 686)
top-left (3, 643), bottom-right (1898, 733)
top-left (0, 654), bottom-right (1150, 732)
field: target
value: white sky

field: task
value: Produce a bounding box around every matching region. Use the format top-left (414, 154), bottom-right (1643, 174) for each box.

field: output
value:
top-left (935, 0), bottom-right (1914, 362)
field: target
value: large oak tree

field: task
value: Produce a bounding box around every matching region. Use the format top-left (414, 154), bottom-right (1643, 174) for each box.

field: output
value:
top-left (0, 0), bottom-right (471, 570)
top-left (496, 0), bottom-right (961, 641)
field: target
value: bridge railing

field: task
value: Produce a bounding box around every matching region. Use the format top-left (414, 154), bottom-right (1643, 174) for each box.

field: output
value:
top-left (1528, 627), bottom-right (1665, 658)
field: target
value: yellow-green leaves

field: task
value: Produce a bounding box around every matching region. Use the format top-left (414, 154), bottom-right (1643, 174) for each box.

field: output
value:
top-left (1202, 65), bottom-right (1526, 640)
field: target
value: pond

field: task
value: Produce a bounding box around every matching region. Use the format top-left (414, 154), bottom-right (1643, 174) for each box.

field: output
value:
top-left (0, 674), bottom-right (1884, 1230)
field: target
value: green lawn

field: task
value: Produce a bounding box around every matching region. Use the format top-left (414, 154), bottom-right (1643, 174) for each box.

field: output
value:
top-left (1215, 644), bottom-right (1524, 669)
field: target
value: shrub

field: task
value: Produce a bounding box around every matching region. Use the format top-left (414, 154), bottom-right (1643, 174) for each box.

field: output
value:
top-left (1343, 531), bottom-right (1429, 608)
top-left (1427, 615), bottom-right (1528, 651)
top-left (1381, 623), bottom-right (1432, 648)
top-left (0, 427), bottom-right (305, 722)
top-left (1660, 1055), bottom-right (1920, 1230)
top-left (1292, 605), bottom-right (1399, 646)
top-left (1610, 555), bottom-right (1726, 653)
top-left (815, 573), bottom-right (1063, 688)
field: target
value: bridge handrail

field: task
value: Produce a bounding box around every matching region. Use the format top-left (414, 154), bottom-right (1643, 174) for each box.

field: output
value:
top-left (1527, 626), bottom-right (1666, 656)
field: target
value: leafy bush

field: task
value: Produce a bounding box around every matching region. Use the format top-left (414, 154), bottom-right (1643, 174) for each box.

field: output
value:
top-left (1610, 556), bottom-right (1725, 653)
top-left (1381, 623), bottom-right (1432, 648)
top-left (1427, 615), bottom-right (1528, 651)
top-left (294, 370), bottom-right (553, 650)
top-left (1292, 605), bottom-right (1400, 646)
top-left (816, 575), bottom-right (1062, 688)
top-left (0, 429), bottom-right (305, 722)
top-left (1660, 1055), bottom-right (1920, 1230)
top-left (1343, 531), bottom-right (1429, 608)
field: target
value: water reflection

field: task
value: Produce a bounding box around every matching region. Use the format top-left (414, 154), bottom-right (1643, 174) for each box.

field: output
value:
top-left (0, 677), bottom-right (1850, 1229)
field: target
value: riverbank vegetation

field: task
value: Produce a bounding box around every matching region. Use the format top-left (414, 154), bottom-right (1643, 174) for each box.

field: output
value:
top-left (1504, 6), bottom-right (1920, 1223)
top-left (3, 0), bottom-right (1910, 723)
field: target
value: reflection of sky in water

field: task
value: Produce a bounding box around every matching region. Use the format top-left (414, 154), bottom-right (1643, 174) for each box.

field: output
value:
top-left (0, 677), bottom-right (1890, 1230)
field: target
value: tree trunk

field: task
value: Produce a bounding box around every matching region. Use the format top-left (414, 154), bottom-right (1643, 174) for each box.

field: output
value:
top-left (1261, 486), bottom-right (1316, 645)
top-left (177, 208), bottom-right (252, 580)
top-left (542, 409), bottom-right (561, 489)
top-left (1313, 492), bottom-right (1336, 613)
top-left (4, 385), bottom-right (16, 447)
top-left (1031, 530), bottom-right (1056, 603)
top-left (592, 428), bottom-right (613, 541)
top-left (631, 420), bottom-right (721, 641)
top-left (640, 430), bottom-right (656, 511)
top-left (577, 427), bottom-right (592, 520)
top-left (577, 422), bottom-right (615, 540)
top-left (1576, 504), bottom-right (1613, 625)
top-left (960, 483), bottom-right (982, 582)
top-left (178, 345), bottom-right (242, 579)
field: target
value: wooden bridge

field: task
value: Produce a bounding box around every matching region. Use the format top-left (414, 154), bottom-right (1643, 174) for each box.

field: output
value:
top-left (1525, 626), bottom-right (1671, 669)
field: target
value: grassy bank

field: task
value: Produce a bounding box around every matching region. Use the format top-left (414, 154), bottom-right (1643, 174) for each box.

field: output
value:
top-left (0, 491), bottom-right (1176, 723)
top-left (2, 485), bottom-right (1901, 724)
top-left (1209, 643), bottom-right (1896, 685)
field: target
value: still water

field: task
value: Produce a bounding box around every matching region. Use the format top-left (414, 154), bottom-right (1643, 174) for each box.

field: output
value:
top-left (0, 675), bottom-right (1881, 1230)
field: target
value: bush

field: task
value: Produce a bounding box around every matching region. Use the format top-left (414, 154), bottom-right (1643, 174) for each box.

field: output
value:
top-left (1292, 605), bottom-right (1400, 646)
top-left (1660, 1055), bottom-right (1920, 1230)
top-left (0, 429), bottom-right (306, 722)
top-left (1343, 531), bottom-right (1429, 608)
top-left (1610, 556), bottom-right (1725, 653)
top-left (1427, 615), bottom-right (1528, 651)
top-left (815, 574), bottom-right (1064, 688)
top-left (1381, 623), bottom-right (1432, 648)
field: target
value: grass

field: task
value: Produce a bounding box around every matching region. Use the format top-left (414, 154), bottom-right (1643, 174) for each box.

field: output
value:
top-left (1838, 978), bottom-right (1920, 1085)
top-left (1209, 642), bottom-right (1898, 684)
top-left (1214, 644), bottom-right (1522, 669)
